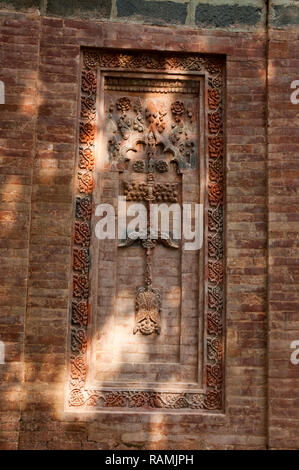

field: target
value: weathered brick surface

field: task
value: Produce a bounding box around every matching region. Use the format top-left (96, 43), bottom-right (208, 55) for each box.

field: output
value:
top-left (0, 1), bottom-right (298, 450)
top-left (267, 23), bottom-right (299, 449)
top-left (0, 10), bottom-right (40, 450)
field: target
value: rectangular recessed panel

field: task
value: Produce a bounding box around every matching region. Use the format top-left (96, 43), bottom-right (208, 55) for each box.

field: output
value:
top-left (91, 74), bottom-right (202, 388)
top-left (68, 50), bottom-right (225, 412)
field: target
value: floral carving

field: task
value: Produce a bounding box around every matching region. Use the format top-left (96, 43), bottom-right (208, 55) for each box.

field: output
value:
top-left (134, 287), bottom-right (161, 335)
top-left (208, 89), bottom-right (220, 110)
top-left (208, 137), bottom-right (223, 159)
top-left (208, 261), bottom-right (224, 284)
top-left (71, 329), bottom-right (88, 354)
top-left (124, 182), bottom-right (178, 203)
top-left (74, 221), bottom-right (90, 247)
top-left (209, 159), bottom-right (223, 183)
top-left (75, 197), bottom-right (92, 221)
top-left (107, 92), bottom-right (195, 171)
top-left (105, 392), bottom-right (126, 408)
top-left (85, 393), bottom-right (100, 407)
top-left (129, 393), bottom-right (148, 408)
top-left (132, 160), bottom-right (145, 173)
top-left (154, 183), bottom-right (178, 203)
top-left (116, 96), bottom-right (131, 113)
top-left (73, 274), bottom-right (89, 299)
top-left (208, 233), bottom-right (223, 259)
top-left (208, 285), bottom-right (223, 310)
top-left (155, 160), bottom-right (169, 173)
top-left (207, 337), bottom-right (223, 363)
top-left (208, 112), bottom-right (221, 135)
top-left (79, 122), bottom-right (95, 144)
top-left (207, 311), bottom-right (222, 336)
top-left (73, 248), bottom-right (89, 273)
top-left (208, 182), bottom-right (223, 206)
top-left (68, 389), bottom-right (208, 410)
top-left (78, 171), bottom-right (94, 194)
top-left (206, 61), bottom-right (222, 76)
top-left (211, 77), bottom-right (222, 89)
top-left (79, 147), bottom-right (95, 171)
top-left (71, 355), bottom-right (88, 385)
top-left (72, 301), bottom-right (89, 327)
top-left (84, 50), bottom-right (210, 73)
top-left (69, 389), bottom-right (85, 407)
top-left (81, 70), bottom-right (97, 94)
top-left (81, 95), bottom-right (96, 120)
top-left (208, 207), bottom-right (223, 232)
top-left (204, 391), bottom-right (222, 410)
top-left (171, 100), bottom-right (185, 122)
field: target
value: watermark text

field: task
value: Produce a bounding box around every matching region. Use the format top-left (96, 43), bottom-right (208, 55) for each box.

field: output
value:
top-left (95, 197), bottom-right (203, 251)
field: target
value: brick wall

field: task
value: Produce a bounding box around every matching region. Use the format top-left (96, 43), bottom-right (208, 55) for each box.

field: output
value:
top-left (0, 11), bottom-right (40, 449)
top-left (268, 0), bottom-right (299, 449)
top-left (0, 0), bottom-right (298, 450)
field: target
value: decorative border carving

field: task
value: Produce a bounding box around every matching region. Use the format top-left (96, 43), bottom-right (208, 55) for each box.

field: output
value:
top-left (67, 49), bottom-right (225, 412)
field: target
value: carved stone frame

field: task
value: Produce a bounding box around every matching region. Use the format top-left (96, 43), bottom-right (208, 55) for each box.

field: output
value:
top-left (66, 49), bottom-right (225, 412)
